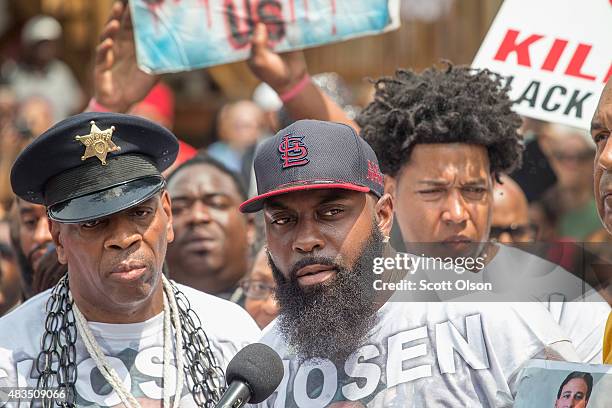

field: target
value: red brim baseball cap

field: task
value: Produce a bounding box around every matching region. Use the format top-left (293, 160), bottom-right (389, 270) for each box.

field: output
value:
top-left (239, 120), bottom-right (384, 213)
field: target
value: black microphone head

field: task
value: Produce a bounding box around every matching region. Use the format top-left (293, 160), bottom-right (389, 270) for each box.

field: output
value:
top-left (225, 343), bottom-right (284, 403)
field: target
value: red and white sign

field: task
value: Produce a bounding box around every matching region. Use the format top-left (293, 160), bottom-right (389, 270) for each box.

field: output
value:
top-left (472, 0), bottom-right (612, 130)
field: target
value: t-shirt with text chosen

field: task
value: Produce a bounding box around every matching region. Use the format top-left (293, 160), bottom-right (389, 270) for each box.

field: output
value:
top-left (255, 301), bottom-right (579, 408)
top-left (0, 283), bottom-right (261, 407)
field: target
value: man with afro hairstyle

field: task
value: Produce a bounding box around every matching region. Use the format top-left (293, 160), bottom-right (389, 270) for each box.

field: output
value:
top-left (359, 64), bottom-right (522, 206)
top-left (358, 63), bottom-right (520, 262)
top-left (356, 64), bottom-right (609, 363)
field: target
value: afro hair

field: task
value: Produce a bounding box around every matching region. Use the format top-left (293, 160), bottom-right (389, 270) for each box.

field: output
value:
top-left (357, 63), bottom-right (523, 177)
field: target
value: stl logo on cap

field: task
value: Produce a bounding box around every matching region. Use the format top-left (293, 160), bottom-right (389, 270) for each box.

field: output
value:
top-left (75, 120), bottom-right (121, 165)
top-left (279, 134), bottom-right (309, 168)
top-left (367, 160), bottom-right (384, 187)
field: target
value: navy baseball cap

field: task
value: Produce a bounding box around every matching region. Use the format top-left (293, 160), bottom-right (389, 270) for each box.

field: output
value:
top-left (11, 112), bottom-right (178, 223)
top-left (240, 119), bottom-right (384, 213)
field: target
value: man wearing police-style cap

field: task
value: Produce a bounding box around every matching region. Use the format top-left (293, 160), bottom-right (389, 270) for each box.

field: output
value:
top-left (247, 119), bottom-right (579, 407)
top-left (0, 112), bottom-right (260, 407)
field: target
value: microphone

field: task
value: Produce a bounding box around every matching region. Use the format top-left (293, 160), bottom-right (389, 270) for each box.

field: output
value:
top-left (215, 343), bottom-right (284, 408)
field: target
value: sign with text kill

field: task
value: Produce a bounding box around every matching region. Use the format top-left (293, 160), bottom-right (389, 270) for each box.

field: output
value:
top-left (130, 0), bottom-right (400, 73)
top-left (472, 0), bottom-right (611, 130)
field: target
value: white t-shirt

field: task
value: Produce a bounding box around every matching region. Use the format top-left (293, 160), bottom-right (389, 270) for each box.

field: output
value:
top-left (484, 245), bottom-right (610, 363)
top-left (0, 283), bottom-right (261, 407)
top-left (256, 300), bottom-right (578, 408)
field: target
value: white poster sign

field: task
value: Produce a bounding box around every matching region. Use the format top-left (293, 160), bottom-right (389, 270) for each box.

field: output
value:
top-left (472, 0), bottom-right (612, 130)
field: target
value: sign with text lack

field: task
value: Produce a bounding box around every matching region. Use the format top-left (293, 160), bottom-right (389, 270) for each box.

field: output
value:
top-left (130, 0), bottom-right (400, 73)
top-left (472, 0), bottom-right (612, 130)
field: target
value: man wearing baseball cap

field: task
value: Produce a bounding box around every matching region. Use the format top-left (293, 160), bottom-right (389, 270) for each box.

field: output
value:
top-left (0, 112), bottom-right (260, 407)
top-left (246, 119), bottom-right (579, 407)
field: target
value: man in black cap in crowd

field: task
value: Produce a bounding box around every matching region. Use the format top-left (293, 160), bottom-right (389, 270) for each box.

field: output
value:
top-left (246, 119), bottom-right (578, 407)
top-left (88, 4), bottom-right (257, 303)
top-left (0, 112), bottom-right (260, 407)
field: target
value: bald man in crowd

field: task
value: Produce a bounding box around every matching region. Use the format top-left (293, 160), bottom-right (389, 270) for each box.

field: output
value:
top-left (491, 175), bottom-right (537, 244)
top-left (208, 100), bottom-right (267, 175)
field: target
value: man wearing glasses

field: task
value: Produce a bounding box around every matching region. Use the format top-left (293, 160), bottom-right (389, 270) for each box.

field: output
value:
top-left (240, 246), bottom-right (279, 329)
top-left (539, 123), bottom-right (600, 241)
top-left (491, 174), bottom-right (539, 244)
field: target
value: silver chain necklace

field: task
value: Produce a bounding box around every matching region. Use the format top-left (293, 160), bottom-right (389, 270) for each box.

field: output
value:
top-left (35, 275), bottom-right (226, 407)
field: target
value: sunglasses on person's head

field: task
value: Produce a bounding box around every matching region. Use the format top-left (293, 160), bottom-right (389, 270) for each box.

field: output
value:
top-left (550, 150), bottom-right (593, 163)
top-left (490, 223), bottom-right (538, 242)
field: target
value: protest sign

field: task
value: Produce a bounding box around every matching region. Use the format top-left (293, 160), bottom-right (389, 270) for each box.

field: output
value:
top-left (514, 360), bottom-right (612, 407)
top-left (472, 0), bottom-right (612, 130)
top-left (130, 0), bottom-right (400, 73)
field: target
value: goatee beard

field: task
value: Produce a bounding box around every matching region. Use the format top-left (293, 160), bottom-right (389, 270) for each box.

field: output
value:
top-left (268, 225), bottom-right (385, 363)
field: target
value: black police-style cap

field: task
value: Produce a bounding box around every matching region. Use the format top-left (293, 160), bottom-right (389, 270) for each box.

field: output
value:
top-left (240, 119), bottom-right (384, 213)
top-left (11, 112), bottom-right (178, 223)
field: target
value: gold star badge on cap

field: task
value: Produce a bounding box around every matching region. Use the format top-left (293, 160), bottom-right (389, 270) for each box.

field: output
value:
top-left (75, 121), bottom-right (121, 165)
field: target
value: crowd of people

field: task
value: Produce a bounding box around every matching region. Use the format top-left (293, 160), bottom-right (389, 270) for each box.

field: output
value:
top-left (0, 2), bottom-right (610, 407)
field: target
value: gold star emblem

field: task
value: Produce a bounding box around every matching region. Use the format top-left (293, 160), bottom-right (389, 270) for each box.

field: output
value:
top-left (75, 121), bottom-right (121, 165)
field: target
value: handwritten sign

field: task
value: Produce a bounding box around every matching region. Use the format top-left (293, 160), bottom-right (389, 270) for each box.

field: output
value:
top-left (472, 0), bottom-right (612, 130)
top-left (130, 0), bottom-right (400, 73)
